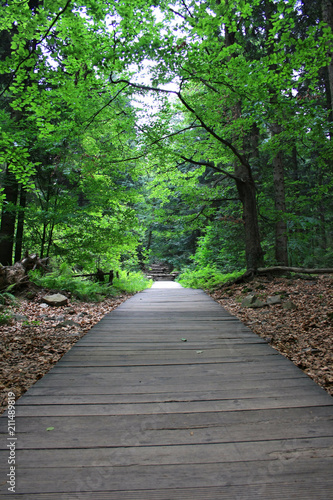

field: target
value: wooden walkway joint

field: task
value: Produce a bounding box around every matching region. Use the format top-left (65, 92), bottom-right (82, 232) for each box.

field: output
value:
top-left (1, 282), bottom-right (333, 499)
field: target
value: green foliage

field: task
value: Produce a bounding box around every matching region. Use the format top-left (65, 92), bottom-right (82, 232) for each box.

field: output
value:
top-left (29, 265), bottom-right (152, 301)
top-left (29, 268), bottom-right (107, 301)
top-left (0, 292), bottom-right (17, 306)
top-left (0, 311), bottom-right (13, 325)
top-left (178, 266), bottom-right (245, 291)
top-left (1, 0), bottom-right (332, 273)
top-left (114, 270), bottom-right (153, 294)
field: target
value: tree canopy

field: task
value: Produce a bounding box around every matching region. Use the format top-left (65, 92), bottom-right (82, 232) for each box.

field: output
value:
top-left (1, 0), bottom-right (332, 278)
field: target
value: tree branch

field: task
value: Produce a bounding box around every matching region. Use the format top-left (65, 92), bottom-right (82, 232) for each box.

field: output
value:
top-left (179, 155), bottom-right (244, 182)
top-left (0, 0), bottom-right (73, 98)
top-left (176, 92), bottom-right (249, 168)
top-left (83, 84), bottom-right (130, 130)
top-left (110, 74), bottom-right (251, 172)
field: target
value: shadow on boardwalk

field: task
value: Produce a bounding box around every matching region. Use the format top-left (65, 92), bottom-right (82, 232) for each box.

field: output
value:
top-left (1, 282), bottom-right (333, 499)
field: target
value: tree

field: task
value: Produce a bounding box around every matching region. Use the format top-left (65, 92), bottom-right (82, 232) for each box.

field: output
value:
top-left (1, 0), bottom-right (332, 273)
top-left (0, 0), bottom-right (149, 268)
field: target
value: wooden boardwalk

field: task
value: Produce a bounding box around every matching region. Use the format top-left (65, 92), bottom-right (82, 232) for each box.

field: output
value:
top-left (1, 282), bottom-right (333, 499)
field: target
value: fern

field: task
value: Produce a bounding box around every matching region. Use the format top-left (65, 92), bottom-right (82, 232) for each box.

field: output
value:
top-left (29, 268), bottom-right (152, 301)
top-left (178, 266), bottom-right (245, 291)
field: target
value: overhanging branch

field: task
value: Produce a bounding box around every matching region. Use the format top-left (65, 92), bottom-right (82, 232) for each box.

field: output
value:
top-left (0, 0), bottom-right (73, 98)
top-left (83, 84), bottom-right (130, 130)
top-left (110, 74), bottom-right (251, 174)
top-left (180, 155), bottom-right (244, 183)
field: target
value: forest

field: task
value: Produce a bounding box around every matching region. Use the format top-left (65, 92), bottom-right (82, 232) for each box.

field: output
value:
top-left (1, 0), bottom-right (333, 290)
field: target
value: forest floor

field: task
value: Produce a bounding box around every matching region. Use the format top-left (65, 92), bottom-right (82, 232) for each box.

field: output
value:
top-left (210, 274), bottom-right (333, 397)
top-left (0, 290), bottom-right (132, 415)
top-left (0, 275), bottom-right (332, 415)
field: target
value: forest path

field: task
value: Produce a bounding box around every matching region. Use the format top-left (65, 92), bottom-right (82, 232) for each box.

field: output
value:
top-left (1, 282), bottom-right (333, 499)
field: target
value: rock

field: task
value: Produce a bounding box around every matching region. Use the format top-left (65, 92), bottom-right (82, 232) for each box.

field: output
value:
top-left (250, 299), bottom-right (267, 308)
top-left (267, 295), bottom-right (282, 305)
top-left (64, 307), bottom-right (76, 315)
top-left (40, 303), bottom-right (49, 309)
top-left (283, 300), bottom-right (297, 310)
top-left (44, 315), bottom-right (65, 322)
top-left (43, 293), bottom-right (68, 307)
top-left (57, 319), bottom-right (81, 327)
top-left (241, 294), bottom-right (267, 308)
top-left (14, 314), bottom-right (28, 322)
top-left (76, 311), bottom-right (89, 318)
top-left (241, 294), bottom-right (257, 307)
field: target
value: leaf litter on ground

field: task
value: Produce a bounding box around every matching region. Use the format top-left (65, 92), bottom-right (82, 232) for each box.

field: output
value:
top-left (0, 290), bottom-right (132, 414)
top-left (210, 274), bottom-right (333, 396)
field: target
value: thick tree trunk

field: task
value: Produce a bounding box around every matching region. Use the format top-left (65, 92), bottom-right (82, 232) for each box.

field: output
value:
top-left (232, 100), bottom-right (264, 271)
top-left (0, 253), bottom-right (49, 290)
top-left (0, 165), bottom-right (18, 266)
top-left (235, 165), bottom-right (264, 270)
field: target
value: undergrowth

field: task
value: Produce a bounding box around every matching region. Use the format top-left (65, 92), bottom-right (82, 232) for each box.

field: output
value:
top-left (29, 265), bottom-right (152, 301)
top-left (178, 266), bottom-right (245, 291)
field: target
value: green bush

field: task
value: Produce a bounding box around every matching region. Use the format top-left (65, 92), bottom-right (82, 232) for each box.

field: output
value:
top-left (113, 270), bottom-right (153, 294)
top-left (29, 266), bottom-right (152, 301)
top-left (178, 266), bottom-right (245, 291)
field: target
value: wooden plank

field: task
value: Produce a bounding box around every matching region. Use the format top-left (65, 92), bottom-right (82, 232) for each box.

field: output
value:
top-left (1, 458), bottom-right (332, 494)
top-left (14, 393), bottom-right (333, 416)
top-left (2, 407), bottom-right (333, 449)
top-left (14, 383), bottom-right (330, 406)
top-left (1, 436), bottom-right (332, 467)
top-left (22, 373), bottom-right (315, 396)
top-left (3, 483), bottom-right (333, 500)
top-left (1, 283), bottom-right (333, 499)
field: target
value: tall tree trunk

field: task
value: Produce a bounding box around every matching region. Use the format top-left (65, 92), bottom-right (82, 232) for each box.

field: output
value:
top-left (223, 9), bottom-right (264, 271)
top-left (0, 164), bottom-right (18, 266)
top-left (264, 1), bottom-right (289, 266)
top-left (14, 185), bottom-right (27, 263)
top-left (234, 164), bottom-right (264, 270)
top-left (322, 0), bottom-right (333, 116)
top-left (271, 124), bottom-right (288, 266)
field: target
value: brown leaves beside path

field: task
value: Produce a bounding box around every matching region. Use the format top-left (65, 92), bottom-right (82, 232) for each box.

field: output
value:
top-left (210, 274), bottom-right (333, 396)
top-left (0, 292), bottom-right (131, 415)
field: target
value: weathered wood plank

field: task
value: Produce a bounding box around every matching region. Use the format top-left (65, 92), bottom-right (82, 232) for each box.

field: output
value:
top-left (2, 407), bottom-right (333, 449)
top-left (4, 483), bottom-right (333, 500)
top-left (1, 458), bottom-right (332, 494)
top-left (1, 436), bottom-right (332, 467)
top-left (14, 393), bottom-right (333, 416)
top-left (21, 373), bottom-right (315, 396)
top-left (14, 382), bottom-right (330, 406)
top-left (1, 283), bottom-right (332, 499)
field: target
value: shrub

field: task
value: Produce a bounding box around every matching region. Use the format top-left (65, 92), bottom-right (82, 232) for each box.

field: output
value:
top-left (178, 266), bottom-right (245, 291)
top-left (29, 266), bottom-right (152, 301)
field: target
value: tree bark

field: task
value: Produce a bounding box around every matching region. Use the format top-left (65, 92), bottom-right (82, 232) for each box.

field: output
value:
top-left (0, 165), bottom-right (18, 266)
top-left (271, 124), bottom-right (289, 266)
top-left (322, 0), bottom-right (333, 115)
top-left (14, 186), bottom-right (27, 263)
top-left (234, 165), bottom-right (264, 270)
